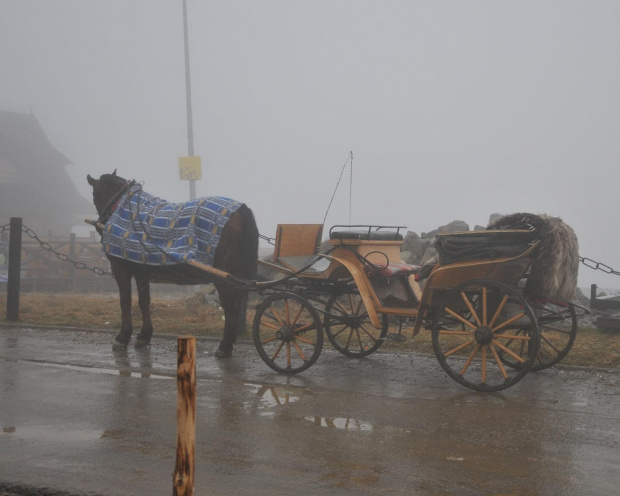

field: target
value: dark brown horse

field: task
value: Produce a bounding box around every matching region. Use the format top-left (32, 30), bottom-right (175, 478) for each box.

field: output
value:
top-left (87, 170), bottom-right (259, 357)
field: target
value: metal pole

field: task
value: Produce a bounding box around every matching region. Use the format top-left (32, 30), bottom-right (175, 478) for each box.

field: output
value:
top-left (182, 0), bottom-right (196, 200)
top-left (6, 217), bottom-right (22, 321)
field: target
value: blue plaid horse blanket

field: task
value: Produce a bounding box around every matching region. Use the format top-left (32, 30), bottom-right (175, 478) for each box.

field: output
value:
top-left (102, 185), bottom-right (243, 267)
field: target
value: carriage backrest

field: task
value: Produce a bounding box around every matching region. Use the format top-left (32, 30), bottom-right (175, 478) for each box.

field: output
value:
top-left (273, 224), bottom-right (324, 263)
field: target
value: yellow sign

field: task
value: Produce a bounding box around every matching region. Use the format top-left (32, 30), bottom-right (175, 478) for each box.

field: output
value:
top-left (178, 156), bottom-right (202, 180)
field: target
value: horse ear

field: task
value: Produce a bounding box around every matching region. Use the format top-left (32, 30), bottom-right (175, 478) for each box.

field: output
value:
top-left (87, 174), bottom-right (96, 186)
top-left (112, 169), bottom-right (117, 177)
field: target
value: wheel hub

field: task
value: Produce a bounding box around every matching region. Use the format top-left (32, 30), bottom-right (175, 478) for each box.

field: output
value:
top-left (346, 314), bottom-right (363, 329)
top-left (276, 325), bottom-right (294, 342)
top-left (474, 326), bottom-right (494, 345)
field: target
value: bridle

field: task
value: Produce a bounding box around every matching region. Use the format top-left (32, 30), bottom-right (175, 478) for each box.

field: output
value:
top-left (96, 179), bottom-right (136, 225)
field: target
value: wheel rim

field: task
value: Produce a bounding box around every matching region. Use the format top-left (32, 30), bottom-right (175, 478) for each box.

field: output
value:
top-left (253, 293), bottom-right (323, 374)
top-left (324, 293), bottom-right (388, 357)
top-left (432, 279), bottom-right (540, 392)
top-left (502, 301), bottom-right (577, 371)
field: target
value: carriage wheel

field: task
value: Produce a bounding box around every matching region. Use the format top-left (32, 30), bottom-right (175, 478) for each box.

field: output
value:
top-left (253, 293), bottom-right (323, 374)
top-left (431, 279), bottom-right (540, 392)
top-left (499, 301), bottom-right (577, 372)
top-left (324, 293), bottom-right (388, 357)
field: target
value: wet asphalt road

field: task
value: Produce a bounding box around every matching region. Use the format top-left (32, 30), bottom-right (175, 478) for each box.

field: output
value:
top-left (1, 325), bottom-right (619, 496)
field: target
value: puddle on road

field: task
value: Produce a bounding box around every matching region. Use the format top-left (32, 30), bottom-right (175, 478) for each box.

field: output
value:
top-left (243, 383), bottom-right (374, 431)
top-left (304, 416), bottom-right (373, 431)
top-left (1, 425), bottom-right (104, 443)
top-left (245, 384), bottom-right (303, 407)
top-left (8, 359), bottom-right (173, 380)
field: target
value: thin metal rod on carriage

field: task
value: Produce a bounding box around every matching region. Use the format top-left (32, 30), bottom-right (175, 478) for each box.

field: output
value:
top-left (173, 336), bottom-right (196, 496)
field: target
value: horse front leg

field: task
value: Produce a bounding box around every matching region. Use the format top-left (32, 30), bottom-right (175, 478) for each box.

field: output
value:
top-left (110, 260), bottom-right (133, 349)
top-left (214, 284), bottom-right (244, 358)
top-left (134, 270), bottom-right (153, 348)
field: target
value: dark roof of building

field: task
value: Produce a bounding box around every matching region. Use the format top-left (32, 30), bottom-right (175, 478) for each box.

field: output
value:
top-left (0, 110), bottom-right (93, 231)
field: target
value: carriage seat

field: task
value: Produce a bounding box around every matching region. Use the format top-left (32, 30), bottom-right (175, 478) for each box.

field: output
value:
top-left (364, 262), bottom-right (420, 279)
top-left (272, 224), bottom-right (329, 274)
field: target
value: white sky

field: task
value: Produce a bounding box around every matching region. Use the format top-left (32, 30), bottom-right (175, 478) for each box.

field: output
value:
top-left (1, 1), bottom-right (619, 289)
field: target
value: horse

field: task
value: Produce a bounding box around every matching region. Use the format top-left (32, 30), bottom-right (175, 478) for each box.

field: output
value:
top-left (87, 170), bottom-right (259, 357)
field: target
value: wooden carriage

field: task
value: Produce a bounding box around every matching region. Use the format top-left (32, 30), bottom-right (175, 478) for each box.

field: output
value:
top-left (254, 224), bottom-right (585, 392)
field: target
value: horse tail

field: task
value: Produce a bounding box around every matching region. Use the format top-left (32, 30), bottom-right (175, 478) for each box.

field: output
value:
top-left (238, 204), bottom-right (259, 280)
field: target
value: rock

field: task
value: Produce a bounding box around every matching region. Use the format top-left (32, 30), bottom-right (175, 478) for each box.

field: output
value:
top-left (402, 231), bottom-right (428, 259)
top-left (438, 220), bottom-right (469, 233)
top-left (400, 250), bottom-right (415, 264)
top-left (420, 246), bottom-right (438, 265)
top-left (488, 213), bottom-right (502, 226)
top-left (185, 291), bottom-right (220, 309)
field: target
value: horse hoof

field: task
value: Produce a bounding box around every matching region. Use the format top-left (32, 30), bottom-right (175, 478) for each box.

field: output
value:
top-left (214, 348), bottom-right (232, 358)
top-left (135, 338), bottom-right (150, 349)
top-left (112, 339), bottom-right (128, 350)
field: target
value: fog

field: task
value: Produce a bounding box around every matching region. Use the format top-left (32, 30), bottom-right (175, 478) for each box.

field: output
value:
top-left (2, 1), bottom-right (619, 289)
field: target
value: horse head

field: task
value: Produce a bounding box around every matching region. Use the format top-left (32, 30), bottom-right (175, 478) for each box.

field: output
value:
top-left (87, 169), bottom-right (131, 220)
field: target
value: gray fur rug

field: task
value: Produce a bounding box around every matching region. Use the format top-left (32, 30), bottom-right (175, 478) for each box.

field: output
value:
top-left (488, 213), bottom-right (579, 302)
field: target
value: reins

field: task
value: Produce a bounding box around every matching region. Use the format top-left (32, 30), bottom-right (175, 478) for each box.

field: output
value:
top-left (126, 184), bottom-right (342, 291)
top-left (96, 180), bottom-right (136, 225)
top-left (97, 181), bottom-right (344, 292)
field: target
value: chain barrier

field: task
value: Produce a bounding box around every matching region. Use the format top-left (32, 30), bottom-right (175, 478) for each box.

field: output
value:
top-left (579, 256), bottom-right (620, 277)
top-left (259, 233), bottom-right (275, 246)
top-left (1, 222), bottom-right (113, 277)
top-left (3, 222), bottom-right (620, 280)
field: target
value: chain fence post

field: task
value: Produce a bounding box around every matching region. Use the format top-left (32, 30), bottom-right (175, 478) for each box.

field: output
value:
top-left (6, 217), bottom-right (22, 321)
top-left (69, 233), bottom-right (76, 291)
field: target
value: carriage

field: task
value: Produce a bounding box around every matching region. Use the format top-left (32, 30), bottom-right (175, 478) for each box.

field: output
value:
top-left (86, 173), bottom-right (587, 392)
top-left (250, 223), bottom-right (588, 392)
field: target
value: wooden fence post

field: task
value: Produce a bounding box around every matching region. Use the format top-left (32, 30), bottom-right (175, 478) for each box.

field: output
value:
top-left (6, 217), bottom-right (22, 321)
top-left (173, 336), bottom-right (196, 496)
top-left (69, 233), bottom-right (76, 290)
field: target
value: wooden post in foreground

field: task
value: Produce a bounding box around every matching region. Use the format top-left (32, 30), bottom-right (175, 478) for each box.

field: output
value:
top-left (173, 336), bottom-right (196, 496)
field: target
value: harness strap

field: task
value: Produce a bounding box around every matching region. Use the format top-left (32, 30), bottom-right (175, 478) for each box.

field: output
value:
top-left (97, 180), bottom-right (135, 225)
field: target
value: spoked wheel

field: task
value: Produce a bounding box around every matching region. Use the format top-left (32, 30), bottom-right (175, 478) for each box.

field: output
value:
top-left (253, 293), bottom-right (324, 374)
top-left (500, 301), bottom-right (577, 372)
top-left (324, 293), bottom-right (388, 357)
top-left (432, 279), bottom-right (540, 392)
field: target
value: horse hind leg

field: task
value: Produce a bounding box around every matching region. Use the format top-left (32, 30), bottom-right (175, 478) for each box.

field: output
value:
top-left (212, 206), bottom-right (257, 358)
top-left (214, 285), bottom-right (243, 358)
top-left (134, 270), bottom-right (153, 348)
